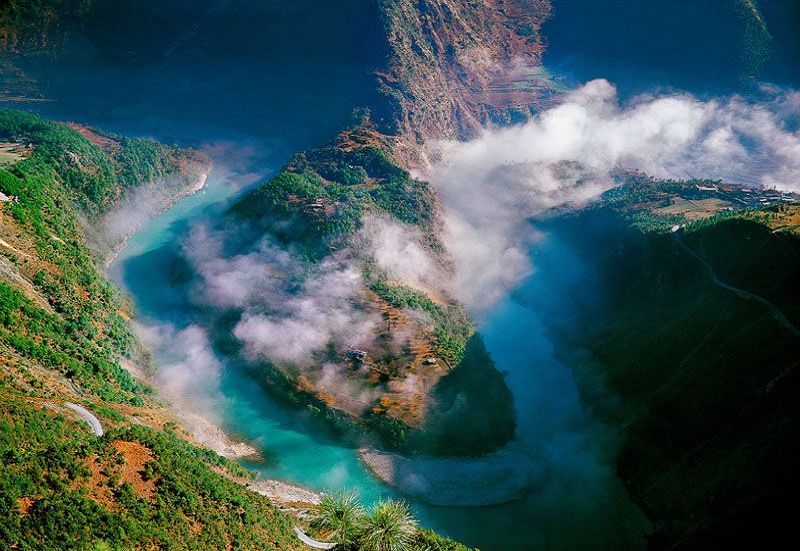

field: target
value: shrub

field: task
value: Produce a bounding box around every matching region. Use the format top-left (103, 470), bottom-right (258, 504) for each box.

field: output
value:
top-left (359, 500), bottom-right (417, 551)
top-left (314, 490), bottom-right (365, 547)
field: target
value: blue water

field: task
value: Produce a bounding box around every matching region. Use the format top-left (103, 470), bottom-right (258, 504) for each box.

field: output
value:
top-left (8, 0), bottom-right (681, 546)
top-left (109, 176), bottom-right (648, 548)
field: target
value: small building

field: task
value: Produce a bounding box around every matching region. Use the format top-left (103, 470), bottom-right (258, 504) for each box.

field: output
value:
top-left (0, 192), bottom-right (9, 202)
top-left (422, 357), bottom-right (437, 366)
top-left (346, 347), bottom-right (368, 362)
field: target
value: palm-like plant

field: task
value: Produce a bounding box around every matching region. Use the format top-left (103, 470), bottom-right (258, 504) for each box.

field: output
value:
top-left (359, 499), bottom-right (417, 551)
top-left (315, 490), bottom-right (365, 547)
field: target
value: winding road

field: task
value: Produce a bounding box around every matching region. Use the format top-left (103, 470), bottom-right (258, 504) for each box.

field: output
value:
top-left (293, 526), bottom-right (335, 549)
top-left (66, 402), bottom-right (104, 437)
top-left (674, 232), bottom-right (800, 338)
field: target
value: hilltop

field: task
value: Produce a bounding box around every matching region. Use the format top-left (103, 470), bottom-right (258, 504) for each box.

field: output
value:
top-left (207, 124), bottom-right (516, 455)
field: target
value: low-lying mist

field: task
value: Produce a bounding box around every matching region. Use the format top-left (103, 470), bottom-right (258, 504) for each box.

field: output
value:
top-left (116, 77), bottom-right (800, 548)
top-left (426, 79), bottom-right (800, 312)
top-left (365, 77), bottom-right (800, 526)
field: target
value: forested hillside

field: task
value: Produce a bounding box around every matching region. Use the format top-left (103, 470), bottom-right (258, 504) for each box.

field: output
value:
top-left (548, 206), bottom-right (800, 549)
top-left (220, 124), bottom-right (516, 455)
top-left (0, 110), bottom-right (301, 549)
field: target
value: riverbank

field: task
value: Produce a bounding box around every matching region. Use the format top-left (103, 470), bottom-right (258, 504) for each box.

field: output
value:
top-left (99, 159), bottom-right (211, 269)
top-left (359, 447), bottom-right (541, 506)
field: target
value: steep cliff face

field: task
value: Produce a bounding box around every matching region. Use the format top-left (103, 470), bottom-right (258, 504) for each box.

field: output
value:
top-left (378, 0), bottom-right (553, 142)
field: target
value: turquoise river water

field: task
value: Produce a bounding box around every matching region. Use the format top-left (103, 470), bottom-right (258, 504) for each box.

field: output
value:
top-left (108, 164), bottom-right (648, 549)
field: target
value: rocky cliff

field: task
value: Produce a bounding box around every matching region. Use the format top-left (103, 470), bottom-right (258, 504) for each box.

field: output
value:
top-left (378, 0), bottom-right (553, 143)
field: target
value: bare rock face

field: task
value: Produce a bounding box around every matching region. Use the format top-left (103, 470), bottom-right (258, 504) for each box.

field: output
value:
top-left (378, 0), bottom-right (553, 142)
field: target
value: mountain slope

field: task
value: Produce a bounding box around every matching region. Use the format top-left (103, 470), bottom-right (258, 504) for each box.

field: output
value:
top-left (0, 110), bottom-right (306, 548)
top-left (546, 194), bottom-right (800, 549)
top-left (210, 124), bottom-right (516, 455)
top-left (378, 0), bottom-right (553, 142)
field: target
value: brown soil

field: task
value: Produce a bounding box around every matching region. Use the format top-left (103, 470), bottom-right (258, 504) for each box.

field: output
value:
top-left (285, 288), bottom-right (452, 427)
top-left (336, 126), bottom-right (391, 153)
top-left (112, 440), bottom-right (157, 500)
top-left (0, 141), bottom-right (30, 165)
top-left (78, 440), bottom-right (157, 508)
top-left (80, 453), bottom-right (116, 508)
top-left (758, 205), bottom-right (800, 234)
top-left (17, 496), bottom-right (35, 516)
top-left (66, 123), bottom-right (121, 152)
top-left (653, 197), bottom-right (735, 221)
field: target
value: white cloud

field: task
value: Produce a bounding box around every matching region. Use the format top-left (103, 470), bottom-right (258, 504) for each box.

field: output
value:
top-left (356, 214), bottom-right (445, 294)
top-left (424, 79), bottom-right (800, 311)
top-left (184, 223), bottom-right (378, 368)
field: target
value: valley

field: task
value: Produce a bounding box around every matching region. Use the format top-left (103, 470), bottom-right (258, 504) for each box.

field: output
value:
top-left (2, 1), bottom-right (800, 549)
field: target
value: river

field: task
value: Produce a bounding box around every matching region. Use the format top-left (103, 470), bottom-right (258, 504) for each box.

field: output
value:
top-left (105, 167), bottom-right (648, 548)
top-left (19, 0), bottom-right (788, 547)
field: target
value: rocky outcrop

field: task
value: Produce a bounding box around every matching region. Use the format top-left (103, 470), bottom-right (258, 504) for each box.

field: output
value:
top-left (378, 0), bottom-right (553, 143)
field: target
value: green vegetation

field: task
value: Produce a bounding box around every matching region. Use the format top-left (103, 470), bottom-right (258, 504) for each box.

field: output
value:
top-left (360, 500), bottom-right (417, 551)
top-left (227, 129), bottom-right (515, 455)
top-left (231, 129), bottom-right (439, 260)
top-left (547, 208), bottom-right (800, 548)
top-left (600, 174), bottom-right (800, 235)
top-left (0, 392), bottom-right (298, 550)
top-left (0, 1), bottom-right (94, 58)
top-left (731, 0), bottom-right (773, 82)
top-left (0, 109), bottom-right (201, 403)
top-left (0, 111), bottom-right (177, 403)
top-left (0, 110), bottom-right (206, 402)
top-left (368, 280), bottom-right (472, 364)
top-left (0, 282), bottom-right (142, 403)
top-left (0, 109), bottom-right (304, 548)
top-left (312, 491), bottom-right (471, 551)
top-left (406, 334), bottom-right (517, 455)
top-left (0, 109), bottom-right (471, 551)
top-left (601, 176), bottom-right (724, 232)
top-left (315, 490), bottom-right (365, 547)
top-left (0, 109), bottom-right (182, 212)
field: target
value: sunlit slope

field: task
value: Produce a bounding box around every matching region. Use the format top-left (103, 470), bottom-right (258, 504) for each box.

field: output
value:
top-left (0, 109), bottom-right (206, 402)
top-left (0, 110), bottom-right (304, 549)
top-left (220, 124), bottom-right (516, 455)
